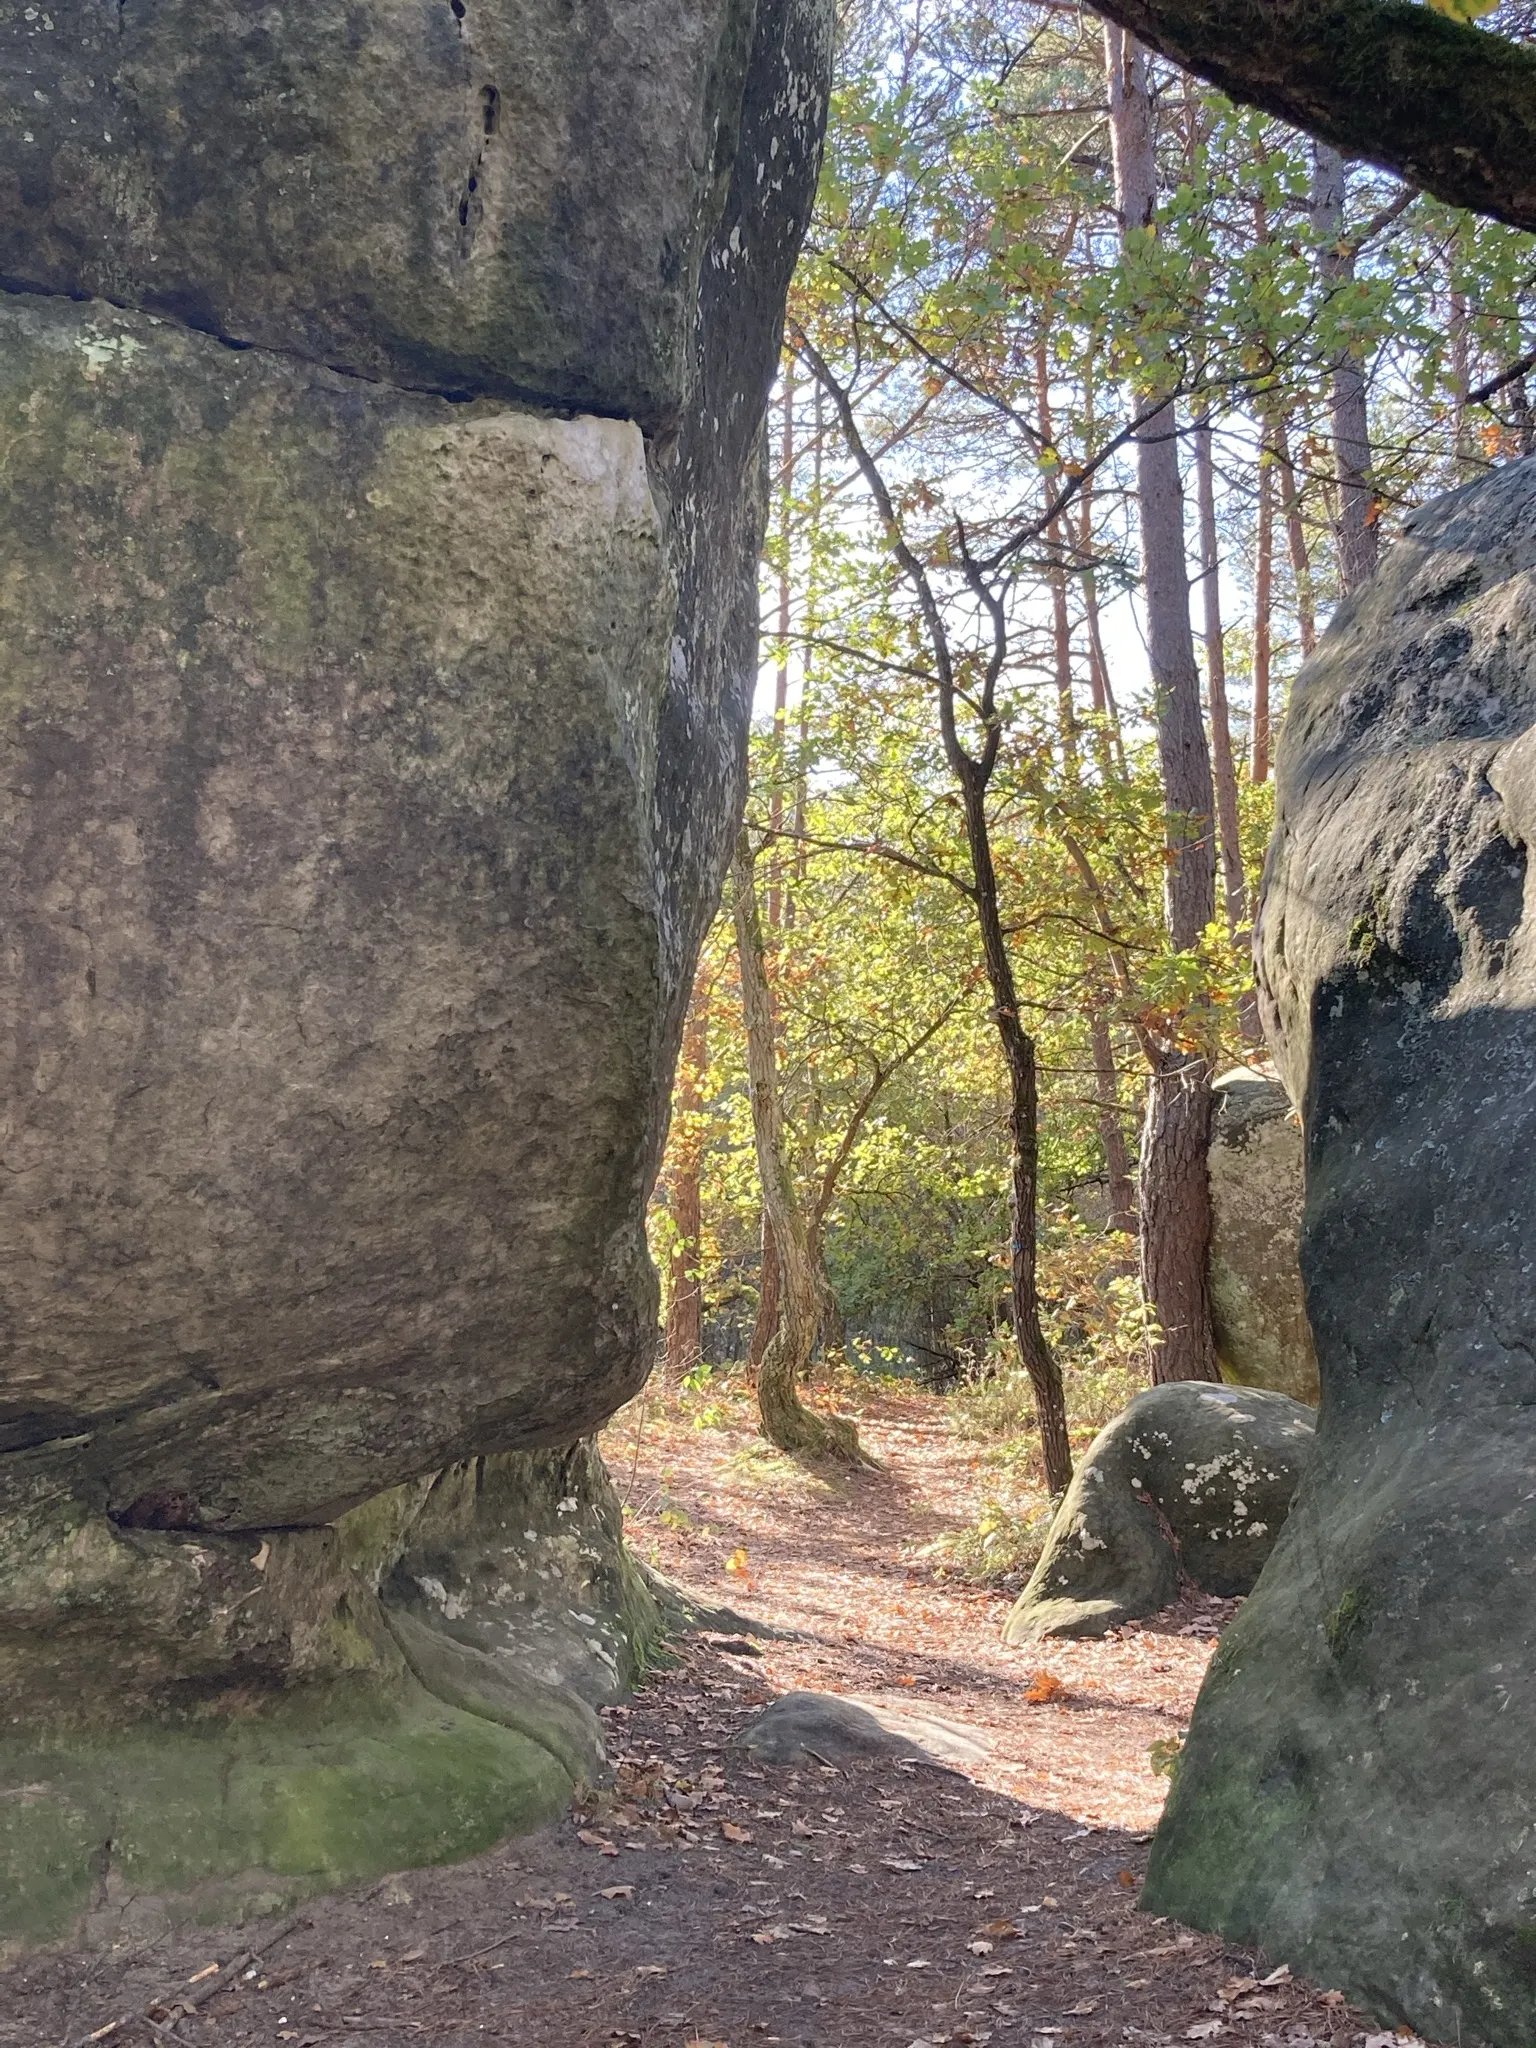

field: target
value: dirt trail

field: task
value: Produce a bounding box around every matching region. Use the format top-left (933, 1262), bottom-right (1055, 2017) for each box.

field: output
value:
top-left (1, 1384), bottom-right (1388, 2048)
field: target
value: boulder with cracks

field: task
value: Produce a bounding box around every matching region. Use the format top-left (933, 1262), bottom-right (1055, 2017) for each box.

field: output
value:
top-left (0, 0), bottom-right (834, 1944)
top-left (1146, 457), bottom-right (1536, 2047)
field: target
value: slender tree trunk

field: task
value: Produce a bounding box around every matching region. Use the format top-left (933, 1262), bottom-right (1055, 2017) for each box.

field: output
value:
top-left (956, 762), bottom-right (1074, 1494)
top-left (1193, 406), bottom-right (1246, 932)
top-left (1078, 479), bottom-right (1128, 773)
top-left (746, 1214), bottom-right (780, 1375)
top-left (1090, 1005), bottom-right (1137, 1238)
top-left (1253, 426), bottom-right (1275, 786)
top-left (1105, 22), bottom-right (1220, 1385)
top-left (1275, 422), bottom-right (1317, 658)
top-left (1037, 338), bottom-right (1079, 777)
top-left (767, 362), bottom-right (795, 929)
top-left (1313, 143), bottom-right (1379, 594)
top-left (1450, 286), bottom-right (1478, 481)
top-left (662, 983), bottom-right (709, 1384)
top-left (732, 839), bottom-right (863, 1462)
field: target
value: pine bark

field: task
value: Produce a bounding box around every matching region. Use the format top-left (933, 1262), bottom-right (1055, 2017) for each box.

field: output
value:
top-left (1090, 1005), bottom-right (1138, 1240)
top-left (1192, 407), bottom-right (1246, 933)
top-left (1313, 144), bottom-right (1379, 595)
top-left (1275, 424), bottom-right (1317, 658)
top-left (1253, 427), bottom-right (1275, 785)
top-left (1105, 22), bottom-right (1220, 1386)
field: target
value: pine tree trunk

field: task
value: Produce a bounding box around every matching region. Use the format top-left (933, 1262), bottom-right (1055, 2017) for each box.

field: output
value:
top-left (732, 839), bottom-right (863, 1462)
top-left (1193, 406), bottom-right (1247, 932)
top-left (1276, 423), bottom-right (1317, 658)
top-left (1253, 427), bottom-right (1274, 786)
top-left (1090, 1005), bottom-right (1138, 1239)
top-left (1105, 22), bottom-right (1220, 1387)
top-left (1139, 1051), bottom-right (1219, 1382)
top-left (1313, 143), bottom-right (1379, 594)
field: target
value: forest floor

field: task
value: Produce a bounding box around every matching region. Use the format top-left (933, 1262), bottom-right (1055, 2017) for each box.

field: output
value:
top-left (4, 1379), bottom-right (1405, 2048)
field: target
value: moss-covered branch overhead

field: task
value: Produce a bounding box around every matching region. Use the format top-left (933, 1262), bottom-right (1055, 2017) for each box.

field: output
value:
top-left (1089, 0), bottom-right (1536, 232)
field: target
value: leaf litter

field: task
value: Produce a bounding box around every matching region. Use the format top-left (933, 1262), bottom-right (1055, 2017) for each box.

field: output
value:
top-left (2, 1382), bottom-right (1411, 2046)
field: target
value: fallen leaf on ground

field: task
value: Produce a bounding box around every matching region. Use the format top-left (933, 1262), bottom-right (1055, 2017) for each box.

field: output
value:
top-left (598, 1885), bottom-right (634, 1900)
top-left (721, 1821), bottom-right (753, 1843)
top-left (967, 1940), bottom-right (994, 1956)
top-left (1064, 2001), bottom-right (1098, 2016)
top-left (1260, 1964), bottom-right (1291, 1986)
top-left (1025, 1672), bottom-right (1066, 1704)
top-left (1185, 2024), bottom-right (1223, 2040)
top-left (883, 1857), bottom-right (924, 1872)
top-left (576, 1830), bottom-right (618, 1855)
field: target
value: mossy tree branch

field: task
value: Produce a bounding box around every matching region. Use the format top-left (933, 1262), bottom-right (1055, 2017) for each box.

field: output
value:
top-left (1088, 0), bottom-right (1536, 232)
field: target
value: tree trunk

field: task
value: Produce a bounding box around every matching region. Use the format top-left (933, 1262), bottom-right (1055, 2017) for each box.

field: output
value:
top-left (767, 360), bottom-right (795, 928)
top-left (1193, 406), bottom-right (1247, 932)
top-left (732, 838), bottom-right (863, 1462)
top-left (958, 763), bottom-right (1074, 1495)
top-left (1253, 425), bottom-right (1274, 785)
top-left (662, 983), bottom-right (709, 1384)
top-left (1313, 144), bottom-right (1379, 595)
top-left (1138, 1052), bottom-right (1219, 1383)
top-left (1078, 475), bottom-right (1128, 773)
top-left (1090, 1004), bottom-right (1138, 1239)
top-left (746, 1213), bottom-right (780, 1374)
top-left (1275, 422), bottom-right (1317, 658)
top-left (1037, 337), bottom-right (1079, 778)
top-left (1105, 22), bottom-right (1220, 1387)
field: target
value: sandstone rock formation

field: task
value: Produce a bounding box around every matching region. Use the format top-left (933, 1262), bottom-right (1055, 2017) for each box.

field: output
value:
top-left (1146, 458), bottom-right (1536, 2046)
top-left (1208, 1071), bottom-right (1319, 1404)
top-left (0, 0), bottom-right (833, 1942)
top-left (1001, 1383), bottom-right (1315, 1643)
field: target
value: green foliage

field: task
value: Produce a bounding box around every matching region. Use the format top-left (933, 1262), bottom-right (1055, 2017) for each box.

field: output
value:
top-left (650, 0), bottom-right (1535, 1460)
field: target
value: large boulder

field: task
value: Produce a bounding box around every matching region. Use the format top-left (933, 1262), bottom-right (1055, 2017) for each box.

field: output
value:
top-left (1208, 1070), bottom-right (1320, 1405)
top-left (1001, 1383), bottom-right (1314, 1643)
top-left (1145, 458), bottom-right (1536, 2046)
top-left (0, 0), bottom-right (834, 1943)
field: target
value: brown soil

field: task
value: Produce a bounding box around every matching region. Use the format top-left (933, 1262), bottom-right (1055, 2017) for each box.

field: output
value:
top-left (2, 1382), bottom-right (1394, 2048)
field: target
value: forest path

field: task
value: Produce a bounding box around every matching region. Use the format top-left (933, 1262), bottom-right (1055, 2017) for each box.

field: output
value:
top-left (4, 1382), bottom-right (1386, 2048)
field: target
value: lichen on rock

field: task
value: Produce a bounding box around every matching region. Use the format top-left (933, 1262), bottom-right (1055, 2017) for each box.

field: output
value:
top-left (1001, 1382), bottom-right (1315, 1644)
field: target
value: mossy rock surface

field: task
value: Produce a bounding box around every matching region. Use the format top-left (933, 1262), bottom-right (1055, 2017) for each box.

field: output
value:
top-left (1002, 1383), bottom-right (1314, 1644)
top-left (0, 1678), bottom-right (572, 1949)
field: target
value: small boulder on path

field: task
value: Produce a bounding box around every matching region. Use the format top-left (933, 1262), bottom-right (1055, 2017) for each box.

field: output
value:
top-left (734, 1690), bottom-right (991, 1768)
top-left (1002, 1383), bottom-right (1315, 1644)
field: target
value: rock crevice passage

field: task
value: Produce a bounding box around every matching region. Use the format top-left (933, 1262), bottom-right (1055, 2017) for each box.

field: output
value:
top-left (0, 0), bottom-right (836, 1942)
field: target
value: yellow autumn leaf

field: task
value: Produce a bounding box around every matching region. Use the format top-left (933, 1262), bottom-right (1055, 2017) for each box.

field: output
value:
top-left (1424, 0), bottom-right (1500, 20)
